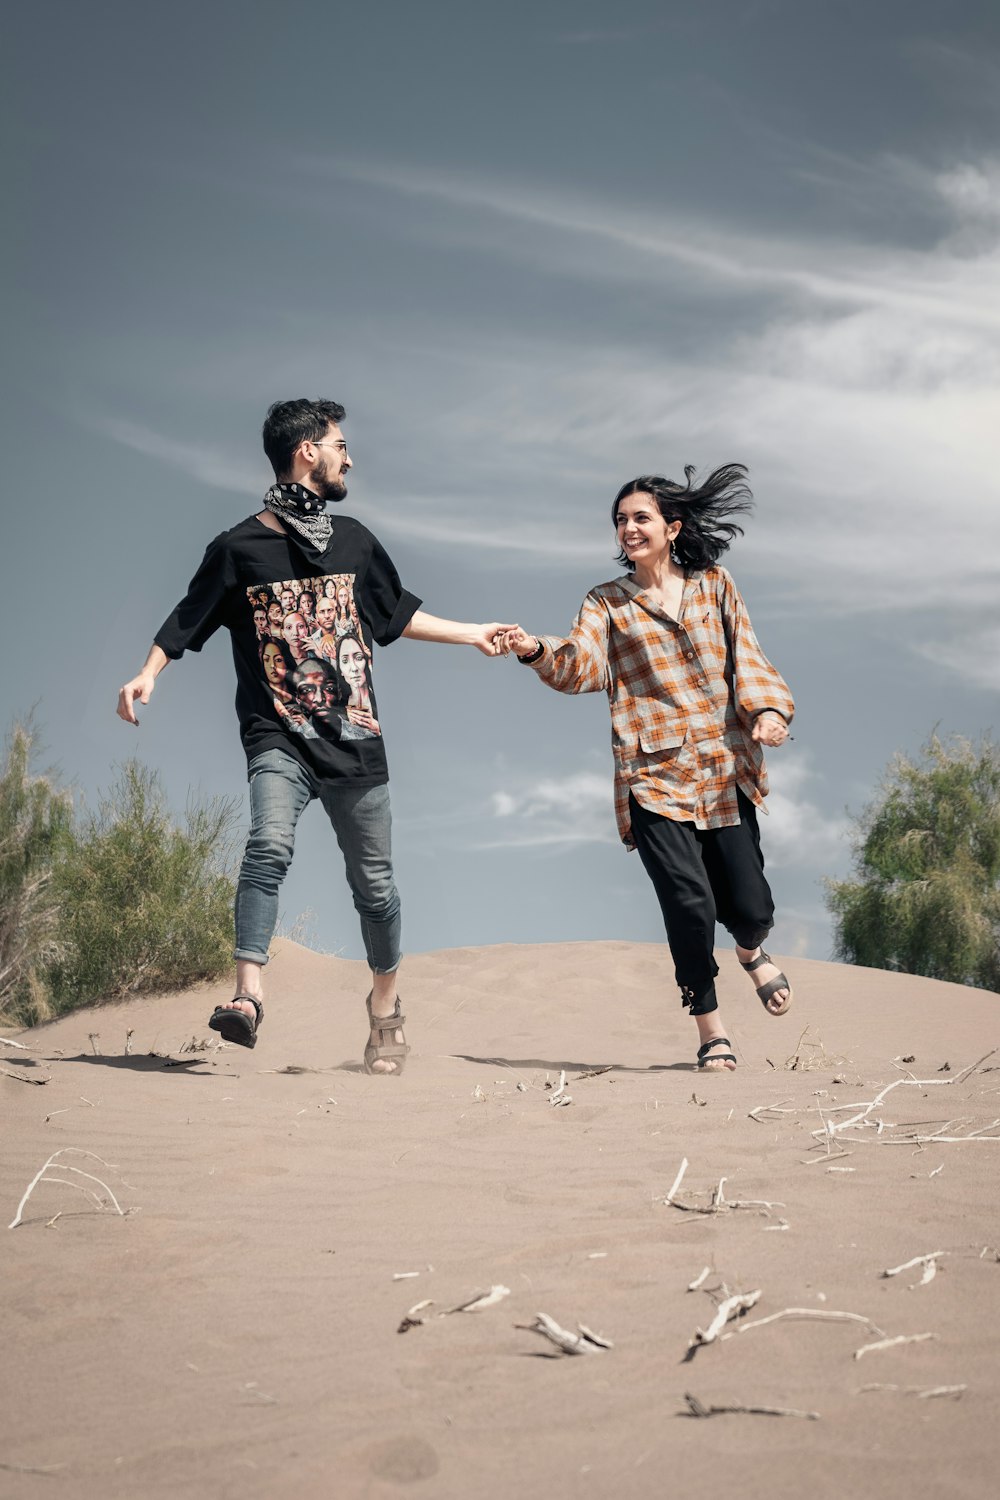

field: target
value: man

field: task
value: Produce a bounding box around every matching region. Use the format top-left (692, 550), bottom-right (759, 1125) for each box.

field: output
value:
top-left (117, 398), bottom-right (510, 1073)
top-left (313, 592), bottom-right (337, 641)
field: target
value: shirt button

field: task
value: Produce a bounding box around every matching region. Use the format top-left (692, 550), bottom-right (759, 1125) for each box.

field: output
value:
top-left (685, 651), bottom-right (695, 660)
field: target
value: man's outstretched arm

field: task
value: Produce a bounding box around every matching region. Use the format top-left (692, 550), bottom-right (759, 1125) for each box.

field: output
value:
top-left (402, 610), bottom-right (515, 658)
top-left (117, 645), bottom-right (171, 726)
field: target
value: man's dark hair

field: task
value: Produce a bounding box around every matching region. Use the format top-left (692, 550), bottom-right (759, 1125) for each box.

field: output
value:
top-left (611, 464), bottom-right (754, 572)
top-left (262, 399), bottom-right (347, 478)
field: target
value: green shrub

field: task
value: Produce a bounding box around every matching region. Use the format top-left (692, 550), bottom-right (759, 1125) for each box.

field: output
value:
top-left (0, 722), bottom-right (73, 1025)
top-left (0, 719), bottom-right (240, 1027)
top-left (826, 733), bottom-right (1000, 990)
top-left (45, 760), bottom-right (239, 1016)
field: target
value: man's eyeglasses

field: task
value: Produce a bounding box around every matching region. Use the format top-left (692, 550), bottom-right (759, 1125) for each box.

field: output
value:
top-left (311, 441), bottom-right (349, 454)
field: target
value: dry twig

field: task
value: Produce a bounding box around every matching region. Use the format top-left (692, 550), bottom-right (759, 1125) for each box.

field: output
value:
top-left (732, 1308), bottom-right (886, 1339)
top-left (516, 1312), bottom-right (612, 1355)
top-left (683, 1393), bottom-right (819, 1420)
top-left (854, 1333), bottom-right (936, 1361)
top-left (0, 1068), bottom-right (50, 1085)
top-left (397, 1299), bottom-right (434, 1333)
top-left (689, 1290), bottom-right (761, 1350)
top-left (442, 1285), bottom-right (511, 1315)
top-left (8, 1147), bottom-right (128, 1229)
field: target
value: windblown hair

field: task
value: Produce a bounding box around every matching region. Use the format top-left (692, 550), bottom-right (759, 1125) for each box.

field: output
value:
top-left (262, 398), bottom-right (347, 478)
top-left (612, 464), bottom-right (754, 572)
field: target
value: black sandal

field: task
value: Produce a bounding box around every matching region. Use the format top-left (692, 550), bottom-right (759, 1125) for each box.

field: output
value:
top-left (740, 949), bottom-right (793, 1015)
top-left (208, 995), bottom-right (263, 1049)
top-left (364, 993), bottom-right (409, 1075)
top-left (697, 1037), bottom-right (737, 1070)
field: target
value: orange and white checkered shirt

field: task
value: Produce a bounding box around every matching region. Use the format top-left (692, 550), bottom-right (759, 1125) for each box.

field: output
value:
top-left (524, 566), bottom-right (794, 849)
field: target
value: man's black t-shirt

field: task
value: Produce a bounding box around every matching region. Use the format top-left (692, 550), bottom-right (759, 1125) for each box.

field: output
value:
top-left (155, 514), bottom-right (421, 785)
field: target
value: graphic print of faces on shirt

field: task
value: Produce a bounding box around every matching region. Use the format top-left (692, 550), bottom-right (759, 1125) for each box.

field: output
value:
top-left (247, 575), bottom-right (380, 741)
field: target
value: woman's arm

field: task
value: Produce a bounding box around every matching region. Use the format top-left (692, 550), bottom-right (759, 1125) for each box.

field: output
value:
top-left (502, 593), bottom-right (610, 695)
top-left (718, 573), bottom-right (794, 732)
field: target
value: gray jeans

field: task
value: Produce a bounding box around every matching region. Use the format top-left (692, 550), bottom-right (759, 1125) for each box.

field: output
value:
top-left (234, 748), bottom-right (401, 973)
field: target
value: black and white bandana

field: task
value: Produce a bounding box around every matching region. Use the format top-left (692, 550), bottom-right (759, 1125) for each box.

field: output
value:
top-left (263, 483), bottom-right (334, 554)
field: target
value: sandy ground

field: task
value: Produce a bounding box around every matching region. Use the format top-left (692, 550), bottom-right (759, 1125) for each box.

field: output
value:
top-left (3, 939), bottom-right (999, 1500)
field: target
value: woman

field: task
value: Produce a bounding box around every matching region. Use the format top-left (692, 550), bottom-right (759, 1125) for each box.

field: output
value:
top-left (334, 580), bottom-right (360, 638)
top-left (335, 631), bottom-right (381, 738)
top-left (501, 465), bottom-right (794, 1073)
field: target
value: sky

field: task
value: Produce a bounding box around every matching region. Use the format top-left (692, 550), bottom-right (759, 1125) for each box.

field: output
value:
top-left (3, 0), bottom-right (998, 975)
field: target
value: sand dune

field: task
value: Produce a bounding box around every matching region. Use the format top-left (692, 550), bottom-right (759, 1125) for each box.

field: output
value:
top-left (3, 940), bottom-right (999, 1499)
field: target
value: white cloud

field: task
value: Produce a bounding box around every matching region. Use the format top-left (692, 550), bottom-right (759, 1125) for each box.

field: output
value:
top-left (481, 770), bottom-right (618, 848)
top-left (320, 155), bottom-right (1000, 330)
top-left (762, 756), bottom-right (852, 872)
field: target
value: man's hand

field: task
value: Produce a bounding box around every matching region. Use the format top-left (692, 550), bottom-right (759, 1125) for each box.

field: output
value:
top-left (116, 672), bottom-right (157, 726)
top-left (498, 626), bottom-right (539, 658)
top-left (401, 611), bottom-right (515, 655)
top-left (752, 711), bottom-right (790, 748)
top-left (116, 646), bottom-right (169, 725)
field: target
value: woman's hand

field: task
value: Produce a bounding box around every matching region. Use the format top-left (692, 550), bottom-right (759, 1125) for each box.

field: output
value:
top-left (347, 706), bottom-right (382, 736)
top-left (752, 711), bottom-right (790, 747)
top-left (499, 626), bottom-right (540, 658)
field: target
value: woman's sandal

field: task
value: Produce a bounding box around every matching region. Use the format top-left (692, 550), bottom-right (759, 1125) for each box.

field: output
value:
top-left (208, 995), bottom-right (264, 1049)
top-left (364, 993), bottom-right (410, 1076)
top-left (740, 949), bottom-right (793, 1015)
top-left (697, 1037), bottom-right (737, 1071)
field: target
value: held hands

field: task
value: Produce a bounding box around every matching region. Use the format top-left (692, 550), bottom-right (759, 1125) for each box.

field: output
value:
top-left (752, 711), bottom-right (790, 748)
top-left (116, 672), bottom-right (156, 726)
top-left (497, 626), bottom-right (539, 658)
top-left (472, 623), bottom-right (520, 657)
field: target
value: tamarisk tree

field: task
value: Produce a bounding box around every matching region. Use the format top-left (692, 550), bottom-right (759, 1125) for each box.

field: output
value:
top-left (826, 734), bottom-right (1000, 991)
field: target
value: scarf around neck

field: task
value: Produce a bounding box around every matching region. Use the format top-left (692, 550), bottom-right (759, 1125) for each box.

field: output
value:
top-left (263, 482), bottom-right (334, 558)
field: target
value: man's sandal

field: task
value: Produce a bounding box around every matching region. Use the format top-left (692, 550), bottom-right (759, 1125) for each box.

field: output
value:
top-left (697, 1037), bottom-right (737, 1071)
top-left (740, 949), bottom-right (793, 1015)
top-left (364, 993), bottom-right (410, 1076)
top-left (208, 995), bottom-right (264, 1049)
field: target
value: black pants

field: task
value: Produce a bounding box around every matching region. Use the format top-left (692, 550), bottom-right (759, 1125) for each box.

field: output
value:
top-left (629, 789), bottom-right (774, 1016)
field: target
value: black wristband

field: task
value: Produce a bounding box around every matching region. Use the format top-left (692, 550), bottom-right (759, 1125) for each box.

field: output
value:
top-left (517, 640), bottom-right (545, 664)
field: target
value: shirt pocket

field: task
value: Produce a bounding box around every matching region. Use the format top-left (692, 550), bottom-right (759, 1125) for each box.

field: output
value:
top-left (637, 720), bottom-right (686, 756)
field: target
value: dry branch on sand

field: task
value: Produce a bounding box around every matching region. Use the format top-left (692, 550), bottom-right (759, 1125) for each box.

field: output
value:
top-left (683, 1393), bottom-right (819, 1420)
top-left (854, 1333), bottom-right (936, 1360)
top-left (1, 1067), bottom-right (50, 1085)
top-left (8, 1147), bottom-right (129, 1229)
top-left (516, 1313), bottom-right (613, 1355)
top-left (858, 1383), bottom-right (967, 1399)
top-left (730, 1308), bottom-right (886, 1340)
top-left (665, 1170), bottom-right (784, 1217)
top-left (397, 1299), bottom-right (434, 1333)
top-left (688, 1291), bottom-right (761, 1352)
top-left (811, 1050), bottom-right (999, 1146)
top-left (881, 1253), bottom-right (947, 1286)
top-left (0, 1036), bottom-right (28, 1049)
top-left (442, 1285), bottom-right (511, 1315)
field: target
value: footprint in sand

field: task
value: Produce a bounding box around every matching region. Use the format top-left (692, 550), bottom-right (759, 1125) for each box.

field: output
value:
top-left (365, 1436), bottom-right (439, 1484)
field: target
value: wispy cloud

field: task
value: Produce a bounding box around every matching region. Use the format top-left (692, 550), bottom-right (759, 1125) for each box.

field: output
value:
top-left (480, 770), bottom-right (618, 849)
top-left (96, 417), bottom-right (260, 495)
top-left (320, 155), bottom-right (1000, 330)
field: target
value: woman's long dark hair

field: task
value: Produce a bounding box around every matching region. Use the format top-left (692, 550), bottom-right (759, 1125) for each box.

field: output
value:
top-left (612, 464), bottom-right (754, 571)
top-left (335, 631), bottom-right (373, 704)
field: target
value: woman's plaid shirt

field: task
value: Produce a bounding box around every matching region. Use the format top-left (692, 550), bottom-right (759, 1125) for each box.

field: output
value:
top-left (523, 565), bottom-right (794, 849)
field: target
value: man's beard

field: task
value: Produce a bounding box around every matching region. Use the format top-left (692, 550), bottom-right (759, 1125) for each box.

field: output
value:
top-left (308, 459), bottom-right (348, 502)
